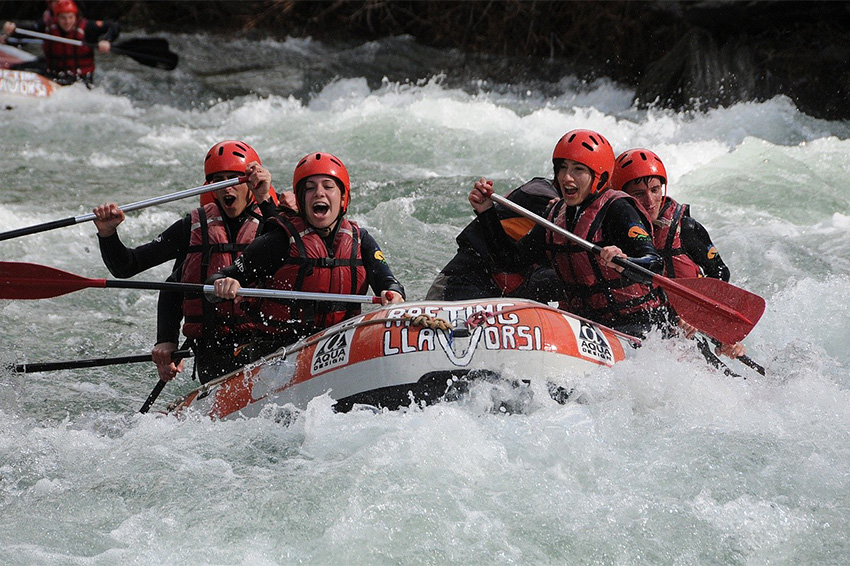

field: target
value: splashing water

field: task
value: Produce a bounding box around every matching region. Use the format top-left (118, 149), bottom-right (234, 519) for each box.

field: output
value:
top-left (1, 33), bottom-right (849, 565)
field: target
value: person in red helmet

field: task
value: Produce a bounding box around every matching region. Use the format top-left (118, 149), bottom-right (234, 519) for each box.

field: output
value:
top-left (2, 0), bottom-right (120, 86)
top-left (210, 152), bottom-right (405, 357)
top-left (92, 140), bottom-right (293, 384)
top-left (612, 147), bottom-right (745, 359)
top-left (468, 129), bottom-right (666, 336)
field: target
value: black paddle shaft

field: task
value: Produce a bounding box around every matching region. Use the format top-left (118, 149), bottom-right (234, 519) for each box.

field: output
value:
top-left (12, 350), bottom-right (193, 373)
top-left (140, 380), bottom-right (167, 414)
top-left (104, 279), bottom-right (210, 294)
top-left (0, 218), bottom-right (77, 242)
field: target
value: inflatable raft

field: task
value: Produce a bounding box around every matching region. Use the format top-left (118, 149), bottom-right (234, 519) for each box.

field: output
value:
top-left (168, 298), bottom-right (638, 419)
top-left (0, 45), bottom-right (56, 98)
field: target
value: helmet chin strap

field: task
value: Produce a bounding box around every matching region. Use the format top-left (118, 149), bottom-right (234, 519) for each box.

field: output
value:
top-left (595, 171), bottom-right (609, 192)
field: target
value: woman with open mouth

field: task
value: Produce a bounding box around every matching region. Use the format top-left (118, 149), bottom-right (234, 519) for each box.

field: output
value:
top-left (467, 129), bottom-right (668, 339)
top-left (210, 151), bottom-right (406, 359)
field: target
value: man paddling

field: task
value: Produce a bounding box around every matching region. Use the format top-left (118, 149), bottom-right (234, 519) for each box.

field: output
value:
top-left (92, 140), bottom-right (294, 384)
top-left (468, 129), bottom-right (669, 337)
top-left (2, 0), bottom-right (120, 85)
top-left (611, 147), bottom-right (746, 359)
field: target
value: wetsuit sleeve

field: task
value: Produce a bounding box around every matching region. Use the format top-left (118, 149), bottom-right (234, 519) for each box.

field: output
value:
top-left (97, 216), bottom-right (188, 278)
top-left (680, 216), bottom-right (731, 281)
top-left (84, 19), bottom-right (120, 44)
top-left (602, 199), bottom-right (664, 276)
top-left (359, 228), bottom-right (406, 299)
top-left (215, 222), bottom-right (291, 285)
top-left (475, 207), bottom-right (549, 272)
top-left (155, 271), bottom-right (183, 345)
top-left (257, 199), bottom-right (277, 221)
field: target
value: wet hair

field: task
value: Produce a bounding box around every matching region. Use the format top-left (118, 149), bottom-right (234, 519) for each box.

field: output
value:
top-left (622, 175), bottom-right (665, 192)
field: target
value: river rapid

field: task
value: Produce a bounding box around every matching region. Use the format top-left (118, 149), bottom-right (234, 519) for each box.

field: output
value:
top-left (1, 33), bottom-right (849, 565)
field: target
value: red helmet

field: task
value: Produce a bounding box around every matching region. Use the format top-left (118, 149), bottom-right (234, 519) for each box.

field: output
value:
top-left (292, 152), bottom-right (351, 214)
top-left (552, 129), bottom-right (615, 193)
top-left (611, 148), bottom-right (667, 192)
top-left (201, 140), bottom-right (262, 206)
top-left (204, 140), bottom-right (260, 181)
top-left (52, 0), bottom-right (78, 15)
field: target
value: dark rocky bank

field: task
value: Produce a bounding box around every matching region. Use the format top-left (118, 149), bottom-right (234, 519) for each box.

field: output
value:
top-left (3, 0), bottom-right (848, 121)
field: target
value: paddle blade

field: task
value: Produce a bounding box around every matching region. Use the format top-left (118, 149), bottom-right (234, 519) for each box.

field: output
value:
top-left (662, 277), bottom-right (765, 344)
top-left (113, 38), bottom-right (178, 70)
top-left (0, 261), bottom-right (104, 299)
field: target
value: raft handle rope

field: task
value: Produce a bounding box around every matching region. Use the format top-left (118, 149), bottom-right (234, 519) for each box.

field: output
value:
top-left (400, 313), bottom-right (454, 331)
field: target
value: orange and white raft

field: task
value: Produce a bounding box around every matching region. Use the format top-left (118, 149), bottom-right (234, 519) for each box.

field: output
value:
top-left (168, 298), bottom-right (638, 419)
top-left (0, 45), bottom-right (57, 99)
top-left (0, 69), bottom-right (56, 98)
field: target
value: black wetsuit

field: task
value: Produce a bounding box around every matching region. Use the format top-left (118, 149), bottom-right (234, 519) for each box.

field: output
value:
top-left (676, 216), bottom-right (730, 281)
top-left (213, 216), bottom-right (406, 356)
top-left (426, 178), bottom-right (564, 302)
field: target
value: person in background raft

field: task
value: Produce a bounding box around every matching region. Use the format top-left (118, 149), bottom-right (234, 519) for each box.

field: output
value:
top-left (611, 147), bottom-right (745, 359)
top-left (210, 152), bottom-right (405, 358)
top-left (468, 129), bottom-right (668, 337)
top-left (2, 0), bottom-right (120, 86)
top-left (426, 177), bottom-right (564, 303)
top-left (92, 140), bottom-right (294, 384)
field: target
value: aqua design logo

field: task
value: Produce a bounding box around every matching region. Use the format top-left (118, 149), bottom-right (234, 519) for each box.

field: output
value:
top-left (564, 316), bottom-right (614, 365)
top-left (311, 316), bottom-right (363, 374)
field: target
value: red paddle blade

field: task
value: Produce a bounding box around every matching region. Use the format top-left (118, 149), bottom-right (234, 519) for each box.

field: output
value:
top-left (659, 277), bottom-right (765, 344)
top-left (0, 261), bottom-right (105, 299)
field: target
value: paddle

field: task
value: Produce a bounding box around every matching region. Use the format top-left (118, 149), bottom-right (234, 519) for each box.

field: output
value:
top-left (10, 349), bottom-right (193, 373)
top-left (484, 191), bottom-right (765, 344)
top-left (14, 29), bottom-right (178, 70)
top-left (702, 334), bottom-right (766, 376)
top-left (694, 335), bottom-right (740, 378)
top-left (140, 379), bottom-right (167, 414)
top-left (0, 261), bottom-right (383, 304)
top-left (0, 176), bottom-right (246, 242)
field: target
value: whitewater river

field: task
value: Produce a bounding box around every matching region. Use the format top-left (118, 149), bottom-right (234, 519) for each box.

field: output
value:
top-left (2, 33), bottom-right (849, 564)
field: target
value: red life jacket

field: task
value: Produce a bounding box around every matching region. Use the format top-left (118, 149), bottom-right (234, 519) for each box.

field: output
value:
top-left (545, 189), bottom-right (663, 324)
top-left (242, 215), bottom-right (368, 342)
top-left (181, 203), bottom-right (261, 339)
top-left (653, 198), bottom-right (701, 279)
top-left (43, 19), bottom-right (95, 77)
